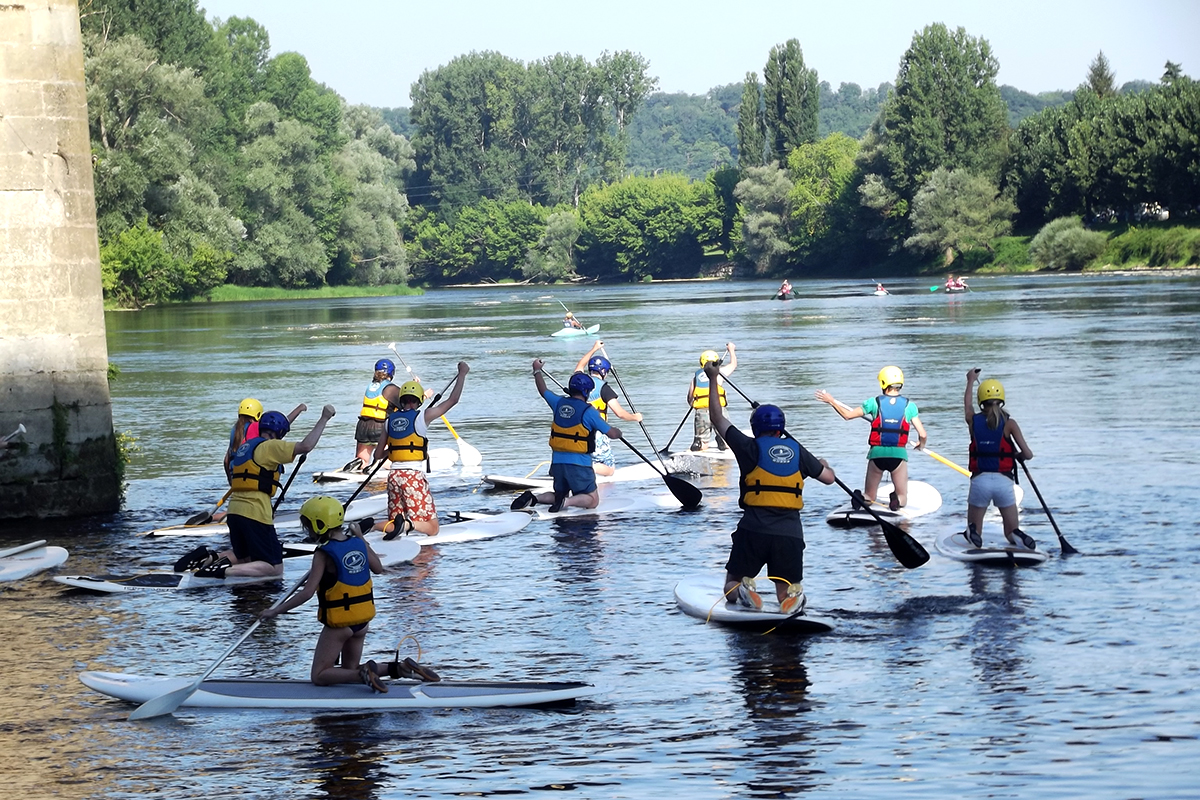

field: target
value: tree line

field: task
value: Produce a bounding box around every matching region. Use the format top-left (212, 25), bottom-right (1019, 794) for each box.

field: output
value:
top-left (85, 2), bottom-right (1198, 308)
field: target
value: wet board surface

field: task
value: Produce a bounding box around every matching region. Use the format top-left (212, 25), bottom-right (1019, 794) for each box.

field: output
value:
top-left (482, 461), bottom-right (666, 491)
top-left (79, 671), bottom-right (604, 710)
top-left (673, 574), bottom-right (834, 633)
top-left (530, 490), bottom-right (681, 520)
top-left (144, 493), bottom-right (390, 537)
top-left (934, 528), bottom-right (1048, 567)
top-left (0, 543), bottom-right (69, 582)
top-left (55, 537), bottom-right (420, 594)
top-left (824, 481), bottom-right (942, 528)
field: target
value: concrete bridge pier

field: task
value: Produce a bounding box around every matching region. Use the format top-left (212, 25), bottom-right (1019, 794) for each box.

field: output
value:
top-left (1, 1), bottom-right (120, 519)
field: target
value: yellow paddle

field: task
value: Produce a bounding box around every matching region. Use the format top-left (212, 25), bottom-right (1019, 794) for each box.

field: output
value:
top-left (919, 447), bottom-right (971, 478)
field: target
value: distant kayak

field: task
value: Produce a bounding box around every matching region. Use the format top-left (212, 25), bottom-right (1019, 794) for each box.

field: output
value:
top-left (773, 292), bottom-right (795, 301)
top-left (551, 324), bottom-right (599, 338)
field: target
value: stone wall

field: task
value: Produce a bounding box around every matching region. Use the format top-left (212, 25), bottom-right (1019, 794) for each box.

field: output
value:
top-left (0, 1), bottom-right (120, 519)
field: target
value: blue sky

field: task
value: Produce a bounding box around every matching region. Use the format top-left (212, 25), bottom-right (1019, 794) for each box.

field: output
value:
top-left (197, 0), bottom-right (1199, 107)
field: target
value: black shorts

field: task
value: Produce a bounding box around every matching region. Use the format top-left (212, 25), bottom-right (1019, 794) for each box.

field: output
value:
top-left (355, 417), bottom-right (385, 444)
top-left (725, 529), bottom-right (805, 585)
top-left (870, 457), bottom-right (904, 473)
top-left (227, 514), bottom-right (284, 566)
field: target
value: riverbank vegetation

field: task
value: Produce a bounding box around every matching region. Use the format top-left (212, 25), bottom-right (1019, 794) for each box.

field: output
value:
top-left (87, 2), bottom-right (1199, 308)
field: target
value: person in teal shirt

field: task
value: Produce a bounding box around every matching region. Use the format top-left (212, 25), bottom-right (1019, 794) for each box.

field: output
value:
top-left (814, 365), bottom-right (927, 510)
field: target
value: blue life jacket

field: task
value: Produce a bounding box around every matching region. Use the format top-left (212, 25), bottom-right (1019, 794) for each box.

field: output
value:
top-left (317, 536), bottom-right (375, 628)
top-left (969, 412), bottom-right (1016, 478)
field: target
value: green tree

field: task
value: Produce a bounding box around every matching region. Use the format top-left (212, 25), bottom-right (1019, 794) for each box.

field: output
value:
top-left (524, 210), bottom-right (582, 282)
top-left (100, 217), bottom-right (223, 307)
top-left (1028, 216), bottom-right (1107, 270)
top-left (734, 163), bottom-right (794, 274)
top-left (762, 39), bottom-right (819, 164)
top-left (737, 73), bottom-right (765, 169)
top-left (903, 167), bottom-right (1015, 265)
top-left (787, 133), bottom-right (860, 264)
top-left (709, 166), bottom-right (741, 255)
top-left (577, 174), bottom-right (718, 281)
top-left (1086, 51), bottom-right (1116, 98)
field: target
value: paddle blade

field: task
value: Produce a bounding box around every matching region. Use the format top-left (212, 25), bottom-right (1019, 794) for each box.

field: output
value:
top-left (664, 474), bottom-right (702, 509)
top-left (879, 520), bottom-right (930, 569)
top-left (128, 680), bottom-right (200, 720)
top-left (458, 439), bottom-right (483, 467)
top-left (184, 510), bottom-right (213, 526)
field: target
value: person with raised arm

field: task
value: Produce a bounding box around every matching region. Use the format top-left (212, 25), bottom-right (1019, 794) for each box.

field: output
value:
top-left (963, 369), bottom-right (1035, 549)
top-left (573, 341), bottom-right (642, 477)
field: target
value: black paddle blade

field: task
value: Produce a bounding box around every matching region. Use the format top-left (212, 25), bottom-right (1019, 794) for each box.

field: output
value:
top-left (664, 474), bottom-right (702, 509)
top-left (185, 510), bottom-right (214, 526)
top-left (879, 519), bottom-right (930, 569)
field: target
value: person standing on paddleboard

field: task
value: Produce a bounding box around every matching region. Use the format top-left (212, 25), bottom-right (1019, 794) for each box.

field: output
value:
top-left (511, 361), bottom-right (623, 513)
top-left (178, 405), bottom-right (336, 578)
top-left (688, 343), bottom-right (737, 451)
top-left (964, 370), bottom-right (1036, 549)
top-left (371, 362), bottom-right (470, 539)
top-left (573, 341), bottom-right (642, 477)
top-left (257, 496), bottom-right (438, 692)
top-left (814, 366), bottom-right (928, 511)
top-left (705, 362), bottom-right (836, 615)
top-left (348, 359), bottom-right (396, 474)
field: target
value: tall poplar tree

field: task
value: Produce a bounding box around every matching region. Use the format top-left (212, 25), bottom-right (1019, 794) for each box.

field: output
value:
top-left (1086, 51), bottom-right (1116, 98)
top-left (762, 39), bottom-right (819, 164)
top-left (737, 72), bottom-right (765, 169)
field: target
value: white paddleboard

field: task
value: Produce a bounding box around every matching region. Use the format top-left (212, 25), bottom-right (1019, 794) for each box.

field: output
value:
top-left (673, 574), bottom-right (834, 633)
top-left (313, 448), bottom-right (459, 484)
top-left (144, 493), bottom-right (391, 537)
top-left (934, 528), bottom-right (1048, 567)
top-left (80, 671), bottom-right (603, 710)
top-left (54, 537), bottom-right (420, 594)
top-left (530, 489), bottom-right (681, 520)
top-left (286, 512), bottom-right (532, 549)
top-left (0, 542), bottom-right (69, 582)
top-left (482, 461), bottom-right (667, 491)
top-left (825, 481), bottom-right (942, 528)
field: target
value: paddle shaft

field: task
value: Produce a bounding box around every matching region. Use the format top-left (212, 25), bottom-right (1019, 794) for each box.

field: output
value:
top-left (0, 539), bottom-right (48, 560)
top-left (344, 454), bottom-right (388, 510)
top-left (921, 447), bottom-right (971, 478)
top-left (3, 424), bottom-right (25, 443)
top-left (128, 575), bottom-right (307, 720)
top-left (272, 453), bottom-right (306, 513)
top-left (598, 345), bottom-right (669, 471)
top-left (186, 488), bottom-right (233, 526)
top-left (660, 405), bottom-right (693, 455)
top-left (1017, 459), bottom-right (1078, 555)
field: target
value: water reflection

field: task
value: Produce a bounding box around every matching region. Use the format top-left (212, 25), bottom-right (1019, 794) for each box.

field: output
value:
top-left (967, 565), bottom-right (1028, 692)
top-left (305, 714), bottom-right (390, 800)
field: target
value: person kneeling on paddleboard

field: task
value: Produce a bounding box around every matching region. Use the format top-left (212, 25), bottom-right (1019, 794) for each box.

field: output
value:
top-left (177, 406), bottom-right (335, 579)
top-left (573, 342), bottom-right (642, 477)
top-left (963, 370), bottom-right (1036, 550)
top-left (257, 496), bottom-right (437, 692)
top-left (371, 362), bottom-right (470, 539)
top-left (706, 362), bottom-right (836, 615)
top-left (814, 365), bottom-right (927, 511)
top-left (511, 362), bottom-right (623, 514)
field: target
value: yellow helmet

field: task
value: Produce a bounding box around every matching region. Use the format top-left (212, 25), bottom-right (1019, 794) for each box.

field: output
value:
top-left (398, 380), bottom-right (424, 401)
top-left (238, 398), bottom-right (263, 420)
top-left (977, 378), bottom-right (1005, 405)
top-left (300, 496), bottom-right (344, 539)
top-left (877, 366), bottom-right (904, 391)
top-left (699, 350), bottom-right (720, 366)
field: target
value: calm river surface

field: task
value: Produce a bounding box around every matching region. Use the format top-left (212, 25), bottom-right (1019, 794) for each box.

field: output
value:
top-left (2, 274), bottom-right (1199, 798)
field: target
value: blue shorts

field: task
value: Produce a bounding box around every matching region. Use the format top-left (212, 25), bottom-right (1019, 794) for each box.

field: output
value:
top-left (227, 514), bottom-right (284, 566)
top-left (549, 463), bottom-right (598, 496)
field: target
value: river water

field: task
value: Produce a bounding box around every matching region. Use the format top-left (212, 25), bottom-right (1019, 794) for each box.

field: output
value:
top-left (2, 273), bottom-right (1198, 798)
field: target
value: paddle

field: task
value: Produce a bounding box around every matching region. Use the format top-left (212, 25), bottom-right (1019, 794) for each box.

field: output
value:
top-left (833, 477), bottom-right (930, 568)
top-left (185, 489), bottom-right (232, 526)
top-left (919, 447), bottom-right (971, 478)
top-left (658, 405), bottom-right (694, 456)
top-left (1016, 458), bottom-right (1078, 556)
top-left (272, 453), bottom-right (306, 513)
top-left (388, 343), bottom-right (480, 466)
top-left (128, 575), bottom-right (307, 720)
top-left (620, 439), bottom-right (702, 509)
top-left (0, 539), bottom-right (48, 560)
top-left (598, 344), bottom-right (670, 472)
top-left (929, 285), bottom-right (940, 292)
top-left (2, 424), bottom-right (26, 442)
top-left (343, 453), bottom-right (388, 511)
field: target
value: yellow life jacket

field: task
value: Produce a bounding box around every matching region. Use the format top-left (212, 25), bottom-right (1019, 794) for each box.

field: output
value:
top-left (549, 396), bottom-right (595, 454)
top-left (385, 408), bottom-right (428, 463)
top-left (359, 380), bottom-right (392, 421)
top-left (691, 369), bottom-right (727, 410)
top-left (587, 382), bottom-right (608, 421)
top-left (317, 537), bottom-right (375, 628)
top-left (229, 438), bottom-right (283, 497)
top-left (740, 437), bottom-right (805, 510)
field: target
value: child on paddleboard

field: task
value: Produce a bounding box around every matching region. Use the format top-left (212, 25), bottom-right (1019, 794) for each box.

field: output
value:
top-left (963, 369), bottom-right (1035, 549)
top-left (688, 343), bottom-right (736, 451)
top-left (257, 496), bottom-right (439, 691)
top-left (573, 341), bottom-right (643, 477)
top-left (348, 359), bottom-right (396, 473)
top-left (814, 366), bottom-right (927, 510)
top-left (705, 362), bottom-right (836, 615)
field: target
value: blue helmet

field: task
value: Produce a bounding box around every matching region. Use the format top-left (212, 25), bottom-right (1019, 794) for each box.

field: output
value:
top-left (587, 356), bottom-right (611, 377)
top-left (750, 404), bottom-right (785, 436)
top-left (259, 410), bottom-right (290, 438)
top-left (374, 359), bottom-right (395, 378)
top-left (568, 372), bottom-right (595, 397)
